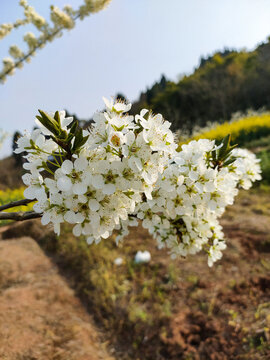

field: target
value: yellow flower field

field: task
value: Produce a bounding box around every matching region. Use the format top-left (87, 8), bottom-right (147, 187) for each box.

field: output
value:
top-left (191, 113), bottom-right (270, 146)
top-left (0, 187), bottom-right (33, 225)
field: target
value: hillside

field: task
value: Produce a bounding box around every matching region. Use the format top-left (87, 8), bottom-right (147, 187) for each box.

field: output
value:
top-left (130, 39), bottom-right (270, 132)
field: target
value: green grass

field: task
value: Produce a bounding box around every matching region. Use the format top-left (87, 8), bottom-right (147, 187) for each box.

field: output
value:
top-left (258, 149), bottom-right (270, 185)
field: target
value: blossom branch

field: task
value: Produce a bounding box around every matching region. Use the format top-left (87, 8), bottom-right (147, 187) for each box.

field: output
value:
top-left (0, 14), bottom-right (79, 81)
top-left (0, 198), bottom-right (36, 212)
top-left (10, 97), bottom-right (262, 267)
top-left (0, 0), bottom-right (112, 84)
top-left (0, 211), bottom-right (41, 221)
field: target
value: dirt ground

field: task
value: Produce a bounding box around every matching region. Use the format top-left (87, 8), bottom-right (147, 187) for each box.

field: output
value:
top-left (0, 189), bottom-right (269, 359)
top-left (0, 235), bottom-right (114, 360)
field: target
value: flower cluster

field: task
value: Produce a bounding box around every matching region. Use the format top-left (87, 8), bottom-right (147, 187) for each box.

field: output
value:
top-left (127, 139), bottom-right (261, 267)
top-left (21, 0), bottom-right (48, 30)
top-left (0, 23), bottom-right (14, 40)
top-left (50, 6), bottom-right (75, 30)
top-left (0, 0), bottom-right (112, 84)
top-left (15, 98), bottom-right (261, 266)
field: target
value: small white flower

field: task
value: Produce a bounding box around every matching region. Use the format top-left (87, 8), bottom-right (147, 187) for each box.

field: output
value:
top-left (114, 257), bottom-right (123, 266)
top-left (134, 250), bottom-right (151, 264)
top-left (103, 96), bottom-right (131, 113)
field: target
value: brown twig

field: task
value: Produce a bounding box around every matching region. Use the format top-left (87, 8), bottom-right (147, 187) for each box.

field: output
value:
top-left (0, 198), bottom-right (36, 212)
top-left (0, 211), bottom-right (42, 221)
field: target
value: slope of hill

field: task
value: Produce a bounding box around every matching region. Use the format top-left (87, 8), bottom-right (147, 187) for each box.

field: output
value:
top-left (131, 38), bottom-right (270, 132)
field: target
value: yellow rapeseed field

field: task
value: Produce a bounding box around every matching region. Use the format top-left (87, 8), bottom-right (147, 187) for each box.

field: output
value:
top-left (0, 187), bottom-right (33, 224)
top-left (191, 113), bottom-right (270, 145)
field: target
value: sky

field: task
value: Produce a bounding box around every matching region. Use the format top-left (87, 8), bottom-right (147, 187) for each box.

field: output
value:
top-left (1, 0), bottom-right (270, 157)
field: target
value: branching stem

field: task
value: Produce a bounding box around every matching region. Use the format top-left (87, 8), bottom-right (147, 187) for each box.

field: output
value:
top-left (0, 198), bottom-right (36, 212)
top-left (0, 211), bottom-right (41, 221)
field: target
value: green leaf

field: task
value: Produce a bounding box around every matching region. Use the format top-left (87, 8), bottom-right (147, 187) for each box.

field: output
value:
top-left (72, 128), bottom-right (84, 152)
top-left (36, 115), bottom-right (58, 136)
top-left (37, 110), bottom-right (60, 136)
top-left (69, 120), bottom-right (78, 135)
top-left (212, 149), bottom-right (217, 161)
top-left (223, 157), bottom-right (237, 166)
top-left (54, 111), bottom-right (61, 125)
top-left (218, 134), bottom-right (231, 159)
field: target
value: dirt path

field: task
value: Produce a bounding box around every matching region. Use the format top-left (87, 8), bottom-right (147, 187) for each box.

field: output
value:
top-left (0, 236), bottom-right (114, 360)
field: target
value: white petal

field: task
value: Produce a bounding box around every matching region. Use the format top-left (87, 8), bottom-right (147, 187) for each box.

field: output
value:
top-left (62, 116), bottom-right (73, 128)
top-left (134, 157), bottom-right (143, 171)
top-left (92, 175), bottom-right (104, 189)
top-left (89, 199), bottom-right (100, 211)
top-left (72, 182), bottom-right (87, 195)
top-left (74, 157), bottom-right (88, 172)
top-left (64, 210), bottom-right (76, 223)
top-left (22, 173), bottom-right (31, 186)
top-left (103, 184), bottom-right (115, 195)
top-left (35, 188), bottom-right (47, 202)
top-left (74, 213), bottom-right (85, 223)
top-left (57, 176), bottom-right (72, 192)
top-left (87, 237), bottom-right (94, 244)
top-left (141, 109), bottom-right (149, 117)
top-left (174, 156), bottom-right (185, 166)
top-left (73, 224), bottom-right (82, 237)
top-left (61, 160), bottom-right (73, 175)
top-left (24, 186), bottom-right (37, 199)
top-left (35, 134), bottom-right (45, 148)
top-left (54, 222), bottom-right (61, 235)
top-left (102, 96), bottom-right (113, 110)
top-left (101, 231), bottom-right (110, 239)
top-left (41, 212), bottom-right (51, 225)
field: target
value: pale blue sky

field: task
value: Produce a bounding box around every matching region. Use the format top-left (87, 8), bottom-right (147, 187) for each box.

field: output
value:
top-left (1, 0), bottom-right (270, 157)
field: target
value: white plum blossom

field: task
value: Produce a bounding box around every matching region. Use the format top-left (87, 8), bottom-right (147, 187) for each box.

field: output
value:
top-left (208, 240), bottom-right (227, 267)
top-left (134, 250), bottom-right (151, 264)
top-left (15, 97), bottom-right (262, 267)
top-left (114, 257), bottom-right (123, 266)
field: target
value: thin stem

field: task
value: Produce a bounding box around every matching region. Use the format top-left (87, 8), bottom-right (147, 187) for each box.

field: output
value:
top-left (0, 211), bottom-right (41, 221)
top-left (52, 152), bottom-right (61, 166)
top-left (0, 198), bottom-right (36, 212)
top-left (47, 159), bottom-right (61, 168)
top-left (42, 164), bottom-right (55, 175)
